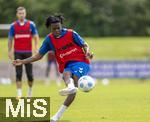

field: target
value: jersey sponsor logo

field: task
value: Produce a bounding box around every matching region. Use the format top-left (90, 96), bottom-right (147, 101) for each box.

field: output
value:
top-left (15, 34), bottom-right (31, 39)
top-left (18, 29), bottom-right (31, 34)
top-left (60, 48), bottom-right (78, 58)
top-left (58, 42), bottom-right (74, 51)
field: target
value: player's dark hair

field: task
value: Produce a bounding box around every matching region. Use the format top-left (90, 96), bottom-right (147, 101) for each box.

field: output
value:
top-left (45, 14), bottom-right (64, 28)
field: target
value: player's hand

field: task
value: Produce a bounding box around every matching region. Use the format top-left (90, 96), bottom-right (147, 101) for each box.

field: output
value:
top-left (12, 59), bottom-right (23, 66)
top-left (33, 49), bottom-right (38, 55)
top-left (86, 52), bottom-right (94, 59)
top-left (8, 51), bottom-right (13, 60)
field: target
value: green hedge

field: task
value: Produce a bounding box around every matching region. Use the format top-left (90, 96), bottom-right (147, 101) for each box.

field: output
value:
top-left (0, 0), bottom-right (150, 36)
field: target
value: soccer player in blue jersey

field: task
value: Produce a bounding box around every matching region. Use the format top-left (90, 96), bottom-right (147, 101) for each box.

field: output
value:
top-left (13, 14), bottom-right (93, 122)
top-left (8, 7), bottom-right (39, 98)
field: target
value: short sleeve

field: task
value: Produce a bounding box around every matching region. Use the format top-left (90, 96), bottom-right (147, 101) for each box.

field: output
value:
top-left (8, 23), bottom-right (15, 40)
top-left (72, 31), bottom-right (85, 47)
top-left (39, 36), bottom-right (54, 55)
top-left (30, 21), bottom-right (38, 35)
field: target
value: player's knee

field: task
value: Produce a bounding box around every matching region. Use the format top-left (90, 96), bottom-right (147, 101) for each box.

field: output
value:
top-left (27, 74), bottom-right (33, 82)
top-left (16, 74), bottom-right (22, 81)
top-left (63, 72), bottom-right (71, 81)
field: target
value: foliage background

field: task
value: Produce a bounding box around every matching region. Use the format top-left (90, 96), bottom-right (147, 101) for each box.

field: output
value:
top-left (0, 0), bottom-right (150, 36)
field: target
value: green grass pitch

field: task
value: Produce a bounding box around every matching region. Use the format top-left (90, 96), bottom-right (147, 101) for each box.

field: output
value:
top-left (1, 37), bottom-right (150, 121)
top-left (0, 79), bottom-right (150, 122)
top-left (1, 37), bottom-right (150, 61)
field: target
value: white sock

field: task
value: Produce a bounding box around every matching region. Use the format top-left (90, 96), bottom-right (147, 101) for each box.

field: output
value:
top-left (67, 78), bottom-right (75, 88)
top-left (52, 105), bottom-right (67, 120)
top-left (28, 87), bottom-right (32, 93)
top-left (27, 87), bottom-right (32, 97)
top-left (17, 88), bottom-right (22, 97)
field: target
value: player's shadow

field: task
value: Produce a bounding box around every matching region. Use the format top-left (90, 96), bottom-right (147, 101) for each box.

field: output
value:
top-left (58, 120), bottom-right (71, 122)
top-left (43, 120), bottom-right (71, 122)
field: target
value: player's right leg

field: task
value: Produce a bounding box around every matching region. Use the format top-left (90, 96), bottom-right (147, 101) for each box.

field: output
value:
top-left (51, 62), bottom-right (90, 122)
top-left (14, 52), bottom-right (23, 99)
top-left (50, 71), bottom-right (77, 122)
top-left (50, 93), bottom-right (76, 122)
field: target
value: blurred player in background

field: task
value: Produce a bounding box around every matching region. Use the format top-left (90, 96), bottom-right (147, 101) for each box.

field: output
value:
top-left (13, 14), bottom-right (93, 122)
top-left (45, 51), bottom-right (61, 86)
top-left (8, 7), bottom-right (39, 98)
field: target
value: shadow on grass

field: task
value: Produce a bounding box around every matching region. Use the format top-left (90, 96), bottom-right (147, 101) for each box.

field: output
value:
top-left (58, 120), bottom-right (71, 122)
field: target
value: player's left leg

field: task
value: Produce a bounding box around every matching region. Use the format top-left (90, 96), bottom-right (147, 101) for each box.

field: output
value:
top-left (25, 63), bottom-right (33, 98)
top-left (24, 53), bottom-right (34, 98)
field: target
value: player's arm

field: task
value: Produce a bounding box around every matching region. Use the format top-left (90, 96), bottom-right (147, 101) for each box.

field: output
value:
top-left (33, 35), bottom-right (39, 54)
top-left (8, 24), bottom-right (14, 60)
top-left (82, 42), bottom-right (93, 59)
top-left (30, 21), bottom-right (40, 54)
top-left (13, 35), bottom-right (51, 66)
top-left (8, 38), bottom-right (13, 60)
top-left (13, 52), bottom-right (43, 66)
top-left (73, 31), bottom-right (93, 59)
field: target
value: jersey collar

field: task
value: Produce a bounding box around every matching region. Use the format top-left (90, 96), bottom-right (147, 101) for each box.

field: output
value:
top-left (17, 19), bottom-right (28, 26)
